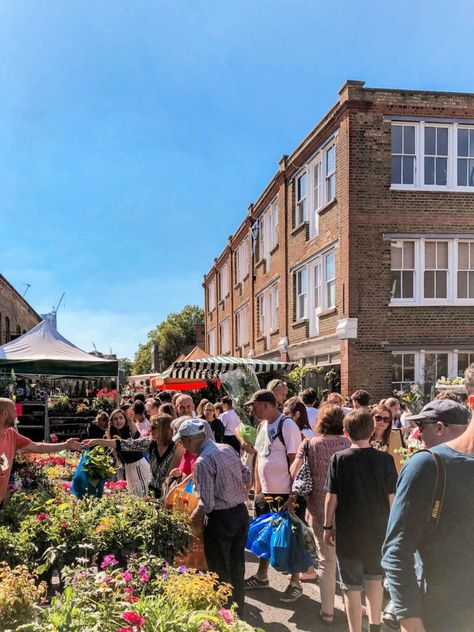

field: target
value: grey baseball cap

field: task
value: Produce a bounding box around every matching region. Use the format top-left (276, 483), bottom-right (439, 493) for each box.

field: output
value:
top-left (172, 419), bottom-right (205, 442)
top-left (244, 389), bottom-right (277, 407)
top-left (406, 399), bottom-right (471, 425)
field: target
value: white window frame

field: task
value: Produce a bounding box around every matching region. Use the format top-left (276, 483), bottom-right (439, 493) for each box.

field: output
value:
top-left (208, 279), bottom-right (216, 312)
top-left (390, 240), bottom-right (416, 301)
top-left (236, 304), bottom-right (249, 347)
top-left (295, 247), bottom-right (337, 336)
top-left (207, 328), bottom-right (217, 356)
top-left (295, 172), bottom-right (307, 226)
top-left (325, 143), bottom-right (336, 203)
top-left (219, 262), bottom-right (230, 300)
top-left (390, 120), bottom-right (474, 192)
top-left (219, 319), bottom-right (230, 355)
top-left (258, 283), bottom-right (279, 343)
top-left (296, 269), bottom-right (308, 321)
top-left (235, 238), bottom-right (249, 284)
top-left (391, 352), bottom-right (417, 391)
top-left (389, 237), bottom-right (474, 306)
top-left (258, 199), bottom-right (279, 269)
top-left (391, 349), bottom-right (473, 387)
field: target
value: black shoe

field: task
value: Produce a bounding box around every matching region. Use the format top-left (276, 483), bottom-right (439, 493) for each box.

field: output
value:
top-left (382, 610), bottom-right (400, 630)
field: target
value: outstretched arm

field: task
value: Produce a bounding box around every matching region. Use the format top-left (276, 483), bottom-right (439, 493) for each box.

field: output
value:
top-left (22, 437), bottom-right (83, 453)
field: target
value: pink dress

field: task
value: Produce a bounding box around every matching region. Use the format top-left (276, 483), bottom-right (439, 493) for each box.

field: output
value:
top-left (297, 435), bottom-right (351, 538)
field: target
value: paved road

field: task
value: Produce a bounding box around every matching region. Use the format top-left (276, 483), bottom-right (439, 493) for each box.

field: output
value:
top-left (243, 553), bottom-right (394, 632)
top-left (243, 552), bottom-right (348, 631)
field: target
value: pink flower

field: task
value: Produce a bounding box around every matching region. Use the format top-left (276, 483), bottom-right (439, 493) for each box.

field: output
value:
top-left (219, 609), bottom-right (234, 624)
top-left (50, 434), bottom-right (59, 443)
top-left (122, 611), bottom-right (145, 627)
top-left (122, 571), bottom-right (132, 583)
top-left (35, 513), bottom-right (49, 521)
top-left (116, 628), bottom-right (133, 632)
top-left (199, 622), bottom-right (215, 632)
top-left (137, 566), bottom-right (149, 582)
top-left (101, 554), bottom-right (119, 569)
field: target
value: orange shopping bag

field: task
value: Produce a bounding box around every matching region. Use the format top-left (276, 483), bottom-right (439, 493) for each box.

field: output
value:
top-left (165, 475), bottom-right (207, 571)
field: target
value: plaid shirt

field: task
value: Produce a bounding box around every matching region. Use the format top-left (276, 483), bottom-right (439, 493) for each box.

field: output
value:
top-left (194, 439), bottom-right (250, 514)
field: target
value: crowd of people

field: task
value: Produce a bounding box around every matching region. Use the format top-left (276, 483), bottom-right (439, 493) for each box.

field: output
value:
top-left (1, 371), bottom-right (473, 632)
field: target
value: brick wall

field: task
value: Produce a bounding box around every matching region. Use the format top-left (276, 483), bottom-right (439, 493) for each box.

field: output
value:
top-left (0, 275), bottom-right (41, 343)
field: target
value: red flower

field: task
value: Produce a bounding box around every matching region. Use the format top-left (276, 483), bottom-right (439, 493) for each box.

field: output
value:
top-left (35, 513), bottom-right (49, 521)
top-left (122, 611), bottom-right (144, 626)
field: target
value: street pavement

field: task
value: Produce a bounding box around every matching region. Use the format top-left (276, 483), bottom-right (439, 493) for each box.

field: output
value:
top-left (243, 551), bottom-right (348, 631)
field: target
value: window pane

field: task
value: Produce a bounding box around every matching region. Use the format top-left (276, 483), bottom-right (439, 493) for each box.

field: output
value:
top-left (326, 253), bottom-right (335, 280)
top-left (404, 366), bottom-right (415, 381)
top-left (327, 281), bottom-right (336, 307)
top-left (458, 159), bottom-right (468, 186)
top-left (437, 354), bottom-right (448, 379)
top-left (391, 243), bottom-right (402, 268)
top-left (458, 243), bottom-right (469, 269)
top-left (437, 128), bottom-right (448, 156)
top-left (425, 242), bottom-right (436, 268)
top-left (402, 271), bottom-right (414, 298)
top-left (327, 174), bottom-right (335, 200)
top-left (404, 241), bottom-right (415, 268)
top-left (404, 126), bottom-right (415, 154)
top-left (436, 158), bottom-right (448, 185)
top-left (405, 353), bottom-right (415, 370)
top-left (425, 157), bottom-right (435, 184)
top-left (458, 271), bottom-right (467, 298)
top-left (391, 271), bottom-right (401, 299)
top-left (392, 355), bottom-right (403, 381)
top-left (469, 271), bottom-right (474, 298)
top-left (297, 174), bottom-right (306, 199)
top-left (437, 242), bottom-right (448, 268)
top-left (469, 159), bottom-right (474, 186)
top-left (424, 271), bottom-right (435, 297)
top-left (425, 127), bottom-right (436, 155)
top-left (391, 156), bottom-right (402, 184)
top-left (470, 130), bottom-right (474, 157)
top-left (403, 156), bottom-right (415, 184)
top-left (470, 242), bottom-right (474, 264)
top-left (458, 353), bottom-right (469, 375)
top-left (435, 271), bottom-right (447, 298)
top-left (458, 129), bottom-right (469, 157)
top-left (392, 125), bottom-right (402, 153)
top-left (326, 146), bottom-right (335, 173)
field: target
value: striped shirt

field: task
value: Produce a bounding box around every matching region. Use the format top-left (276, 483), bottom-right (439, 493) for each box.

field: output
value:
top-left (194, 439), bottom-right (250, 514)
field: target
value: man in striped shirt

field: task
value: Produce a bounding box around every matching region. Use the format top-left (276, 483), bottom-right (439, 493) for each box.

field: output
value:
top-left (173, 419), bottom-right (250, 615)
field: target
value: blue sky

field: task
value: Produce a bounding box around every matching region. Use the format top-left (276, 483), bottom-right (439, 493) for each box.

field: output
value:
top-left (0, 0), bottom-right (471, 358)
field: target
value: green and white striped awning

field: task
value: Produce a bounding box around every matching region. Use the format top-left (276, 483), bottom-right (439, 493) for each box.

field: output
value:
top-left (161, 356), bottom-right (296, 380)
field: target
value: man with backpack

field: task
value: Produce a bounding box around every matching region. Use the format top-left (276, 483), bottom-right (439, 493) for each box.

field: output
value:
top-left (243, 389), bottom-right (304, 602)
top-left (382, 393), bottom-right (474, 632)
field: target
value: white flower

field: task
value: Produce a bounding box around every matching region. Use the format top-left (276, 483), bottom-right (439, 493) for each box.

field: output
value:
top-left (0, 453), bottom-right (9, 472)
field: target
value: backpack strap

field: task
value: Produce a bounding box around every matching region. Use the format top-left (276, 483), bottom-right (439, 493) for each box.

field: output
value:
top-left (276, 415), bottom-right (292, 468)
top-left (418, 449), bottom-right (447, 528)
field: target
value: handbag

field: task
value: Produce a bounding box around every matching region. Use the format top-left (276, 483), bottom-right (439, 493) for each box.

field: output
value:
top-left (292, 440), bottom-right (313, 496)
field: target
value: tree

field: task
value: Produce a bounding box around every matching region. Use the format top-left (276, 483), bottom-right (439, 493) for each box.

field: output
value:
top-left (131, 305), bottom-right (204, 375)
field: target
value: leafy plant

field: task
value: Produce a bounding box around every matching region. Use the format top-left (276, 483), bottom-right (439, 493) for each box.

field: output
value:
top-left (82, 447), bottom-right (116, 483)
top-left (0, 562), bottom-right (47, 630)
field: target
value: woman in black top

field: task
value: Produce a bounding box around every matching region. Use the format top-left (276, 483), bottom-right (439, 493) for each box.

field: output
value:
top-left (201, 402), bottom-right (224, 443)
top-left (87, 410), bottom-right (109, 439)
top-left (106, 409), bottom-right (151, 497)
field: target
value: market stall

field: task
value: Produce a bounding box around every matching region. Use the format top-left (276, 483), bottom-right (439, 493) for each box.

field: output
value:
top-left (0, 320), bottom-right (119, 440)
top-left (149, 346), bottom-right (213, 391)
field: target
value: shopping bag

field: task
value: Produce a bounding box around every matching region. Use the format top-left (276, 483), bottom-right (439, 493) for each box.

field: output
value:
top-left (165, 474), bottom-right (207, 571)
top-left (249, 520), bottom-right (274, 559)
top-left (287, 517), bottom-right (314, 574)
top-left (246, 512), bottom-right (275, 551)
top-left (269, 513), bottom-right (293, 572)
top-left (292, 441), bottom-right (313, 496)
top-left (71, 453), bottom-right (106, 499)
top-left (290, 513), bottom-right (318, 564)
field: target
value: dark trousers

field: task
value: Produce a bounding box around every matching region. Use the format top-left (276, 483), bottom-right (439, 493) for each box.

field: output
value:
top-left (203, 503), bottom-right (249, 616)
top-left (223, 434), bottom-right (241, 454)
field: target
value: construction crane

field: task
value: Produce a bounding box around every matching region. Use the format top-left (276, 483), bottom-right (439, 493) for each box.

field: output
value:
top-left (22, 283), bottom-right (31, 297)
top-left (52, 292), bottom-right (65, 315)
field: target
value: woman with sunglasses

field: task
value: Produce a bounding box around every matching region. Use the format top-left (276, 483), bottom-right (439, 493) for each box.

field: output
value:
top-left (84, 413), bottom-right (183, 498)
top-left (104, 408), bottom-right (151, 497)
top-left (370, 404), bottom-right (393, 450)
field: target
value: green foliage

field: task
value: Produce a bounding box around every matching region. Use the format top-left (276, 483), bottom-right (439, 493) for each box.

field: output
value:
top-left (82, 447), bottom-right (116, 482)
top-left (0, 562), bottom-right (47, 631)
top-left (131, 305), bottom-right (204, 375)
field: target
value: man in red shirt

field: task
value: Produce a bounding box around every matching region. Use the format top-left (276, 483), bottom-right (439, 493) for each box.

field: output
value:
top-left (0, 397), bottom-right (82, 504)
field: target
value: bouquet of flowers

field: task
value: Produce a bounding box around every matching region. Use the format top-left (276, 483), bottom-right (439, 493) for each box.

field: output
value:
top-left (394, 437), bottom-right (423, 466)
top-left (220, 365), bottom-right (260, 445)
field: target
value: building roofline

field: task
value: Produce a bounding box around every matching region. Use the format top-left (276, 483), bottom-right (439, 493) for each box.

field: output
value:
top-left (0, 274), bottom-right (42, 321)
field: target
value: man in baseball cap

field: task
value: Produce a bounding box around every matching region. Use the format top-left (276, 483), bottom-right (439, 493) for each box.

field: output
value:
top-left (405, 398), bottom-right (470, 448)
top-left (172, 419), bottom-right (205, 443)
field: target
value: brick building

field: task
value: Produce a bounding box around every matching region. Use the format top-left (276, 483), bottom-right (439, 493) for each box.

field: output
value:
top-left (0, 274), bottom-right (42, 343)
top-left (203, 81), bottom-right (474, 400)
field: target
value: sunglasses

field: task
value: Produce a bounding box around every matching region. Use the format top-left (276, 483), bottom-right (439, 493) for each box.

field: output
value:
top-left (374, 415), bottom-right (391, 423)
top-left (415, 420), bottom-right (448, 432)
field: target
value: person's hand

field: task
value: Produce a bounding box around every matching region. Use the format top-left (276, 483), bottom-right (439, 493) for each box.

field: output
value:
top-left (65, 438), bottom-right (83, 451)
top-left (81, 439), bottom-right (98, 449)
top-left (282, 495), bottom-right (297, 513)
top-left (323, 527), bottom-right (335, 546)
top-left (242, 442), bottom-right (256, 454)
top-left (168, 468), bottom-right (183, 479)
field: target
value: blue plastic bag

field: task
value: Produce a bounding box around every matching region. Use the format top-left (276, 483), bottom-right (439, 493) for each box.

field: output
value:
top-left (249, 521), bottom-right (274, 559)
top-left (270, 513), bottom-right (293, 572)
top-left (246, 512), bottom-right (275, 551)
top-left (71, 452), bottom-right (106, 499)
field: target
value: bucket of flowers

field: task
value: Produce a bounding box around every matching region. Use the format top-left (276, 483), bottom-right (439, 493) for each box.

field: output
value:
top-left (71, 446), bottom-right (116, 499)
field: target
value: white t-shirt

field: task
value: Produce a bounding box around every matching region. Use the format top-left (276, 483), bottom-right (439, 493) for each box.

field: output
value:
top-left (306, 407), bottom-right (319, 431)
top-left (256, 415), bottom-right (302, 494)
top-left (136, 417), bottom-right (151, 437)
top-left (220, 408), bottom-right (241, 436)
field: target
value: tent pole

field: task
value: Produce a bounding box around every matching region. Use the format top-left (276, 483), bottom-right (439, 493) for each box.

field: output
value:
top-left (44, 395), bottom-right (50, 442)
top-left (116, 366), bottom-right (120, 407)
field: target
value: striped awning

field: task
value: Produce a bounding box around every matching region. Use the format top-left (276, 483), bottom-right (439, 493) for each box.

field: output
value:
top-left (161, 356), bottom-right (296, 380)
